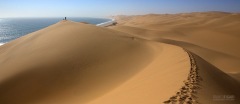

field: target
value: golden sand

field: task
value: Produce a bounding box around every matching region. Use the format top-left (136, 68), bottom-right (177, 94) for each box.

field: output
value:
top-left (0, 12), bottom-right (239, 104)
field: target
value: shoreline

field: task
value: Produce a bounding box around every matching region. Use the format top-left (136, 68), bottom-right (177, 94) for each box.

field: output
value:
top-left (0, 43), bottom-right (4, 46)
top-left (96, 18), bottom-right (117, 27)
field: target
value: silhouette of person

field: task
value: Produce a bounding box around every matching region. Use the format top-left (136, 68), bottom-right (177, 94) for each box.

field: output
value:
top-left (65, 17), bottom-right (67, 20)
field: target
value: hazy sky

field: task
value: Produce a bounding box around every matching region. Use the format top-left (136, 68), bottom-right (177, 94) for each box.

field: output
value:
top-left (0, 0), bottom-right (240, 18)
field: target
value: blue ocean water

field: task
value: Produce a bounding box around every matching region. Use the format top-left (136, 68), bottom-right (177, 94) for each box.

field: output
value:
top-left (0, 17), bottom-right (111, 44)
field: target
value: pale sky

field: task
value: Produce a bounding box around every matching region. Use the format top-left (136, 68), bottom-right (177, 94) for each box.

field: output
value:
top-left (0, 0), bottom-right (240, 18)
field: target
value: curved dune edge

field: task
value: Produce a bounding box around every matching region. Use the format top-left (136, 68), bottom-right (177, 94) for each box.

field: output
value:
top-left (0, 20), bottom-right (190, 104)
top-left (87, 42), bottom-right (190, 104)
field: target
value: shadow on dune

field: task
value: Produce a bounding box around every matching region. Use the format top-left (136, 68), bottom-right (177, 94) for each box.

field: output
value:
top-left (192, 53), bottom-right (240, 104)
top-left (0, 55), bottom-right (152, 104)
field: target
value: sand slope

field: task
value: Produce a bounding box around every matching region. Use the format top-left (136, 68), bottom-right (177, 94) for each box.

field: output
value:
top-left (88, 42), bottom-right (190, 104)
top-left (112, 12), bottom-right (240, 103)
top-left (0, 21), bottom-right (190, 104)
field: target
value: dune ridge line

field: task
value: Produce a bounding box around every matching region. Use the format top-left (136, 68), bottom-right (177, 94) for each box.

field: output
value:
top-left (164, 49), bottom-right (202, 104)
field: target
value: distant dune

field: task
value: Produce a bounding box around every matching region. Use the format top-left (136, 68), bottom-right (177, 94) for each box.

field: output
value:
top-left (112, 11), bottom-right (240, 77)
top-left (0, 12), bottom-right (239, 104)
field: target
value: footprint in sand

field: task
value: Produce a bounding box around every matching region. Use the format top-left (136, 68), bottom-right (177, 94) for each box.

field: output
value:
top-left (163, 49), bottom-right (201, 104)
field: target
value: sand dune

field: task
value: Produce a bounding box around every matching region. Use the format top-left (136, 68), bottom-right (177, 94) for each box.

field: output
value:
top-left (0, 20), bottom-right (190, 104)
top-left (1, 12), bottom-right (239, 104)
top-left (111, 12), bottom-right (240, 103)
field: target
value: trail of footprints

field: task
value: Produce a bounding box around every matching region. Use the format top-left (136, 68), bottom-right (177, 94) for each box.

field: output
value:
top-left (163, 50), bottom-right (202, 104)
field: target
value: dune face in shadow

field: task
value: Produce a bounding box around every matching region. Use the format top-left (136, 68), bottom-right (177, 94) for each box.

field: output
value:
top-left (193, 53), bottom-right (240, 104)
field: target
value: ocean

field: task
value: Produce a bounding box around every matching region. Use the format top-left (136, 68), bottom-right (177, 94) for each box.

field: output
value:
top-left (0, 17), bottom-right (111, 45)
